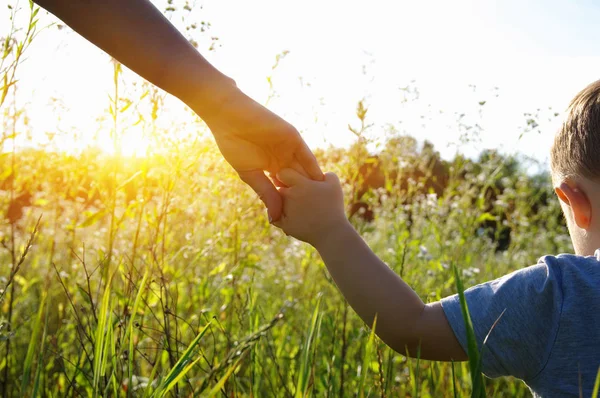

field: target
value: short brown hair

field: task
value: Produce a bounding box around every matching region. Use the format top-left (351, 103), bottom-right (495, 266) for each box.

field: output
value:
top-left (551, 79), bottom-right (600, 181)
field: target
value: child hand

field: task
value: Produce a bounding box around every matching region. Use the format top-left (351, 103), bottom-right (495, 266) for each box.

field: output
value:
top-left (272, 169), bottom-right (349, 245)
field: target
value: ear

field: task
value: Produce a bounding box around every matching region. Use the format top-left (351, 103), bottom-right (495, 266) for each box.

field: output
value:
top-left (555, 181), bottom-right (592, 229)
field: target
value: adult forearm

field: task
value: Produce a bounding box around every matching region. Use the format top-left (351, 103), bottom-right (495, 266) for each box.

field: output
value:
top-left (313, 222), bottom-right (426, 354)
top-left (34, 0), bottom-right (236, 115)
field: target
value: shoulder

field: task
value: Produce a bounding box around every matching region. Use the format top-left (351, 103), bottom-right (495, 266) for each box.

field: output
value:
top-left (528, 252), bottom-right (600, 392)
top-left (442, 252), bottom-right (600, 380)
top-left (441, 258), bottom-right (566, 379)
top-left (538, 251), bottom-right (600, 292)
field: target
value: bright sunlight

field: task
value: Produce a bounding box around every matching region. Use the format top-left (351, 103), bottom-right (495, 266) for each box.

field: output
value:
top-left (1, 0), bottom-right (600, 396)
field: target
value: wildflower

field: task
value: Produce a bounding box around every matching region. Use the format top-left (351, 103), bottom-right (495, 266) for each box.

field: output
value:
top-left (418, 245), bottom-right (433, 261)
top-left (462, 267), bottom-right (480, 277)
top-left (494, 199), bottom-right (509, 209)
top-left (426, 193), bottom-right (438, 208)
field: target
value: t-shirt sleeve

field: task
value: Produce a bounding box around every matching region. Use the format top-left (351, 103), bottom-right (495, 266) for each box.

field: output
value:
top-left (440, 261), bottom-right (563, 380)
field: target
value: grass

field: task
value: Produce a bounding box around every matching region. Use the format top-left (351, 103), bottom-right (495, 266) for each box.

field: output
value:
top-left (0, 138), bottom-right (570, 396)
top-left (453, 263), bottom-right (485, 397)
top-left (0, 3), bottom-right (574, 394)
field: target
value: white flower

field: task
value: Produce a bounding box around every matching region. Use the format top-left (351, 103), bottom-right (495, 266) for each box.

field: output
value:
top-left (418, 245), bottom-right (433, 261)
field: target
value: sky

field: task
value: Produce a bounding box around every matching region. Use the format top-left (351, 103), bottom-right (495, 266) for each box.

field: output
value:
top-left (3, 0), bottom-right (600, 166)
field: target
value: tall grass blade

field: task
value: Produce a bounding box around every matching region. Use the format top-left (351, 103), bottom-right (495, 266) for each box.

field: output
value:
top-left (101, 294), bottom-right (116, 396)
top-left (592, 366), bottom-right (600, 398)
top-left (295, 297), bottom-right (322, 398)
top-left (414, 343), bottom-right (421, 398)
top-left (451, 360), bottom-right (458, 398)
top-left (128, 270), bottom-right (149, 396)
top-left (143, 354), bottom-right (162, 398)
top-left (21, 292), bottom-right (46, 394)
top-left (32, 296), bottom-right (50, 398)
top-left (358, 314), bottom-right (377, 398)
top-left (452, 264), bottom-right (485, 398)
top-left (93, 269), bottom-right (116, 397)
top-left (154, 320), bottom-right (212, 397)
top-left (162, 356), bottom-right (203, 395)
top-left (203, 350), bottom-right (249, 398)
top-left (101, 318), bottom-right (119, 398)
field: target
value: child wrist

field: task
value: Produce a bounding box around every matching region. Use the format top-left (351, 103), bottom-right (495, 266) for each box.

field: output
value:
top-left (311, 219), bottom-right (354, 250)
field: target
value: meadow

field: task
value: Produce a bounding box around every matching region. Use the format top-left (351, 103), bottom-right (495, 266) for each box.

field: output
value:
top-left (0, 132), bottom-right (572, 397)
top-left (0, 2), bottom-right (575, 397)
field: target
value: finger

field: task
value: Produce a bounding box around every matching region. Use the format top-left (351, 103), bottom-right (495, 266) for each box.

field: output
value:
top-left (269, 172), bottom-right (288, 188)
top-left (271, 219), bottom-right (283, 229)
top-left (238, 170), bottom-right (282, 222)
top-left (289, 158), bottom-right (310, 179)
top-left (324, 172), bottom-right (341, 184)
top-left (276, 168), bottom-right (308, 187)
top-left (277, 186), bottom-right (291, 197)
top-left (271, 219), bottom-right (286, 234)
top-left (270, 219), bottom-right (291, 237)
top-left (296, 142), bottom-right (324, 181)
top-left (267, 160), bottom-right (305, 187)
top-left (274, 124), bottom-right (300, 168)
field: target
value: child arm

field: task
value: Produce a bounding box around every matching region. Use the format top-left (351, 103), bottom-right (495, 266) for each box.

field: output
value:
top-left (314, 221), bottom-right (467, 361)
top-left (274, 169), bottom-right (467, 361)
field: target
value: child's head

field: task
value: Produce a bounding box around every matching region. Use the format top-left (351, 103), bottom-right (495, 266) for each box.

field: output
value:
top-left (551, 79), bottom-right (600, 255)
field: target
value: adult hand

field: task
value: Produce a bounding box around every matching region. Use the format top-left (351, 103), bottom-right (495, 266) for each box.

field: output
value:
top-left (201, 89), bottom-right (323, 222)
top-left (32, 0), bottom-right (323, 221)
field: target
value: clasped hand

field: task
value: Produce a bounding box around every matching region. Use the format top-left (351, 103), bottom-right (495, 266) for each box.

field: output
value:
top-left (202, 89), bottom-right (324, 222)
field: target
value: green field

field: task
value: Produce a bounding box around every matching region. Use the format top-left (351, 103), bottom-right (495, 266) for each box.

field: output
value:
top-left (0, 3), bottom-right (574, 396)
top-left (0, 135), bottom-right (571, 396)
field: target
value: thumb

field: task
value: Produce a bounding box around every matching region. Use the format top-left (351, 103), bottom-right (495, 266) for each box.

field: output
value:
top-left (276, 168), bottom-right (308, 187)
top-left (238, 170), bottom-right (282, 222)
top-left (296, 142), bottom-right (324, 181)
top-left (324, 172), bottom-right (341, 185)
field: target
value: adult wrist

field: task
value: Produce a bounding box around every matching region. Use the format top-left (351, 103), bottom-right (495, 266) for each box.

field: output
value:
top-left (162, 49), bottom-right (240, 121)
top-left (186, 71), bottom-right (240, 122)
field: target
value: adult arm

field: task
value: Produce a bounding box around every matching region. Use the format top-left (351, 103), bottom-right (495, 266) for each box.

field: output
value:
top-left (33, 0), bottom-right (323, 221)
top-left (34, 0), bottom-right (229, 110)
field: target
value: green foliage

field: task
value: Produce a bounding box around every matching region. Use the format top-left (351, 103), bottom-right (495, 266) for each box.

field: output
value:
top-left (296, 297), bottom-right (322, 398)
top-left (0, 137), bottom-right (570, 396)
top-left (154, 321), bottom-right (211, 397)
top-left (0, 5), bottom-right (572, 394)
top-left (1, 0), bottom-right (40, 109)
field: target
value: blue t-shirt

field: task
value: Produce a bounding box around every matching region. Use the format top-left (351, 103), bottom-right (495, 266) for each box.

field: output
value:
top-left (441, 251), bottom-right (600, 397)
